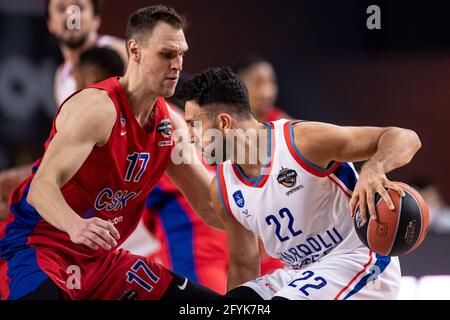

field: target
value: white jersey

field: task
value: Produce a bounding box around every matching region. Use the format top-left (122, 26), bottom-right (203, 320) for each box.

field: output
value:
top-left (217, 119), bottom-right (401, 299)
top-left (217, 119), bottom-right (365, 270)
top-left (54, 34), bottom-right (123, 106)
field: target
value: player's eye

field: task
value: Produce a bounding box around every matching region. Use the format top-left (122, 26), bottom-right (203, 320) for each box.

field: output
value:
top-left (160, 52), bottom-right (172, 59)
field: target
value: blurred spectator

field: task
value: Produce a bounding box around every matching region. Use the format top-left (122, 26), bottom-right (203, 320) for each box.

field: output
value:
top-left (0, 0), bottom-right (126, 220)
top-left (411, 177), bottom-right (450, 234)
top-left (46, 0), bottom-right (127, 105)
top-left (233, 55), bottom-right (290, 122)
top-left (73, 47), bottom-right (124, 90)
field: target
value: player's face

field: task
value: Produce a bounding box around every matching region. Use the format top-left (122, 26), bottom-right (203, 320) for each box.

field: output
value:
top-left (241, 62), bottom-right (278, 116)
top-left (73, 65), bottom-right (101, 90)
top-left (73, 66), bottom-right (85, 90)
top-left (47, 0), bottom-right (100, 49)
top-left (139, 22), bottom-right (188, 98)
top-left (185, 101), bottom-right (227, 164)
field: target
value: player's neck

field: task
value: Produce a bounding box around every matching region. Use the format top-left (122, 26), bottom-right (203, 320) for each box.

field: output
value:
top-left (61, 32), bottom-right (98, 66)
top-left (233, 121), bottom-right (270, 180)
top-left (118, 74), bottom-right (158, 119)
top-left (253, 110), bottom-right (267, 122)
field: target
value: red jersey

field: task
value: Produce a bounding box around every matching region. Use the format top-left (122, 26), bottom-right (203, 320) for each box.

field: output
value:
top-left (0, 77), bottom-right (175, 299)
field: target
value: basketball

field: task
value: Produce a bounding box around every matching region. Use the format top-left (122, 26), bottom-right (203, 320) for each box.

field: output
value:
top-left (354, 182), bottom-right (430, 257)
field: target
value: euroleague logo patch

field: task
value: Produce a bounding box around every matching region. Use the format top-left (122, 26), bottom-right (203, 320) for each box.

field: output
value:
top-left (157, 118), bottom-right (172, 139)
top-left (277, 167), bottom-right (298, 188)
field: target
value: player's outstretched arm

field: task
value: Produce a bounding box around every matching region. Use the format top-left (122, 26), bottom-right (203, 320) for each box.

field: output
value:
top-left (210, 176), bottom-right (260, 291)
top-left (27, 89), bottom-right (120, 250)
top-left (292, 122), bottom-right (421, 226)
top-left (166, 106), bottom-right (225, 230)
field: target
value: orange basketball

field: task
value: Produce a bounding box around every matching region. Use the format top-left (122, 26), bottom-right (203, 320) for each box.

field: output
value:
top-left (353, 182), bottom-right (429, 256)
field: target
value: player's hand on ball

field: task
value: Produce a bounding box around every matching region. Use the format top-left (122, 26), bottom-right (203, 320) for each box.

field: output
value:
top-left (349, 163), bottom-right (405, 227)
top-left (68, 217), bottom-right (120, 250)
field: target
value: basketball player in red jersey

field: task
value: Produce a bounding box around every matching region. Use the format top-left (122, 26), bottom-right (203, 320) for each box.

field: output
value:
top-left (0, 6), bottom-right (223, 300)
top-left (71, 35), bottom-right (229, 295)
top-left (0, 0), bottom-right (127, 220)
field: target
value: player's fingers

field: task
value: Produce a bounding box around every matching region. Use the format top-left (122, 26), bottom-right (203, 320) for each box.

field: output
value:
top-left (366, 189), bottom-right (378, 221)
top-left (93, 218), bottom-right (120, 240)
top-left (89, 224), bottom-right (117, 247)
top-left (349, 192), bottom-right (359, 217)
top-left (105, 224), bottom-right (120, 241)
top-left (385, 181), bottom-right (405, 197)
top-left (84, 231), bottom-right (112, 250)
top-left (359, 191), bottom-right (368, 226)
top-left (80, 236), bottom-right (98, 250)
top-left (377, 186), bottom-right (395, 211)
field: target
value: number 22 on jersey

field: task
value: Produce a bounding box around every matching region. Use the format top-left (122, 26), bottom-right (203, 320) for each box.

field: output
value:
top-left (265, 207), bottom-right (302, 243)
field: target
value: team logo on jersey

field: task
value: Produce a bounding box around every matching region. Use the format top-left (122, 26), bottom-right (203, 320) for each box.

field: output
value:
top-left (233, 190), bottom-right (245, 208)
top-left (94, 188), bottom-right (141, 212)
top-left (277, 167), bottom-right (298, 188)
top-left (157, 118), bottom-right (172, 139)
top-left (120, 113), bottom-right (127, 127)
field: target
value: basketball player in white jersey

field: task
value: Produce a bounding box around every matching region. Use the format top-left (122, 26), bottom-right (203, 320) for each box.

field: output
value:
top-left (180, 68), bottom-right (422, 300)
top-left (45, 0), bottom-right (127, 105)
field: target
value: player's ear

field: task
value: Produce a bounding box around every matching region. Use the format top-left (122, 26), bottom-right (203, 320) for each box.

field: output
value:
top-left (217, 113), bottom-right (232, 131)
top-left (128, 39), bottom-right (140, 62)
top-left (92, 16), bottom-right (101, 32)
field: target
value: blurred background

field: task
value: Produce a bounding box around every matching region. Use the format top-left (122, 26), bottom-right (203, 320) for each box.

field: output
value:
top-left (0, 0), bottom-right (449, 298)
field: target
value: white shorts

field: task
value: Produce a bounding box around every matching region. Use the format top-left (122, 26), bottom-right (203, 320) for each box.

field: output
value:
top-left (242, 248), bottom-right (401, 300)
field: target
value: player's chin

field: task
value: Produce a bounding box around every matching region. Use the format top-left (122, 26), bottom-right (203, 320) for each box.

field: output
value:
top-left (161, 86), bottom-right (177, 98)
top-left (203, 150), bottom-right (226, 166)
top-left (62, 29), bottom-right (84, 40)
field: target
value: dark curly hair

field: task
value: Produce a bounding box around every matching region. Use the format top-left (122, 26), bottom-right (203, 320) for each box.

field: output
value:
top-left (178, 67), bottom-right (252, 118)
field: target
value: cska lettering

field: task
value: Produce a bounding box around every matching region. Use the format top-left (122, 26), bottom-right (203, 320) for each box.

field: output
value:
top-left (95, 188), bottom-right (141, 211)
